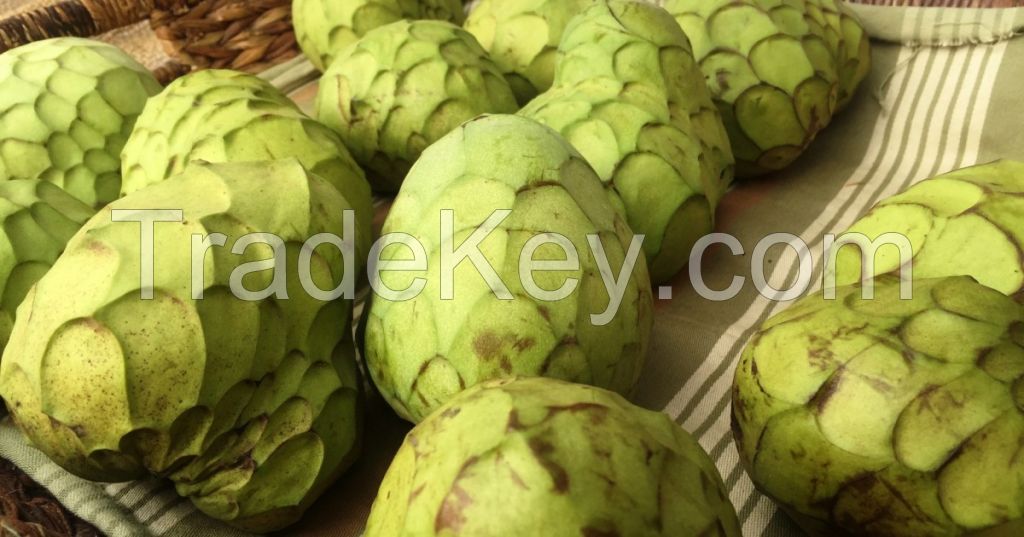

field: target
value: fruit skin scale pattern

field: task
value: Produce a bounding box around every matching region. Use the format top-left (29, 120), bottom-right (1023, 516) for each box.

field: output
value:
top-left (467, 0), bottom-right (871, 177)
top-left (364, 114), bottom-right (654, 424)
top-left (119, 69), bottom-right (374, 264)
top-left (521, 0), bottom-right (734, 284)
top-left (365, 377), bottom-right (742, 537)
top-left (0, 38), bottom-right (161, 208)
top-left (0, 180), bottom-right (94, 355)
top-left (0, 160), bottom-right (363, 533)
top-left (654, 0), bottom-right (872, 176)
top-left (834, 160), bottom-right (1024, 297)
top-left (293, 0), bottom-right (466, 71)
top-left (733, 276), bottom-right (1024, 536)
top-left (316, 19), bottom-right (519, 193)
top-left (464, 0), bottom-right (595, 105)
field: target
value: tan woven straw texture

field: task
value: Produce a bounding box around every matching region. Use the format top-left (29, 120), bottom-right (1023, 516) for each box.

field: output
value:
top-left (0, 0), bottom-right (297, 83)
top-left (0, 0), bottom-right (1017, 84)
top-left (0, 0), bottom-right (168, 69)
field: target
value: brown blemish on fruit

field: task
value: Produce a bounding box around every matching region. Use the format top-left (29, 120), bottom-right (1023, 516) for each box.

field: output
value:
top-left (914, 384), bottom-right (965, 415)
top-left (516, 181), bottom-right (561, 195)
top-left (434, 456), bottom-right (479, 533)
top-left (548, 403), bottom-right (609, 425)
top-left (528, 437), bottom-right (569, 494)
top-left (409, 483), bottom-right (426, 503)
top-left (508, 467), bottom-right (528, 490)
top-left (810, 372), bottom-right (845, 413)
top-left (514, 337), bottom-right (535, 352)
top-left (506, 409), bottom-right (524, 432)
top-left (474, 333), bottom-right (536, 374)
top-left (473, 332), bottom-right (502, 361)
top-left (537, 306), bottom-right (551, 321)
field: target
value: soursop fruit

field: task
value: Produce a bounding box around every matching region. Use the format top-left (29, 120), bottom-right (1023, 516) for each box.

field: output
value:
top-left (120, 69), bottom-right (373, 263)
top-left (0, 180), bottom-right (94, 354)
top-left (0, 38), bottom-right (161, 207)
top-left (464, 0), bottom-right (594, 104)
top-left (522, 0), bottom-right (734, 284)
top-left (364, 114), bottom-right (653, 423)
top-left (316, 19), bottom-right (518, 192)
top-left (468, 0), bottom-right (871, 175)
top-left (366, 377), bottom-right (742, 537)
top-left (832, 160), bottom-right (1024, 296)
top-left (293, 0), bottom-right (466, 71)
top-left (654, 0), bottom-right (872, 176)
top-left (0, 159), bottom-right (363, 532)
top-left (734, 276), bottom-right (1024, 536)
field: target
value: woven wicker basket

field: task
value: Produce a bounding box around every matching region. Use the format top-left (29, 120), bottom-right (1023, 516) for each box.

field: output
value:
top-left (0, 0), bottom-right (298, 83)
top-left (0, 0), bottom-right (1019, 84)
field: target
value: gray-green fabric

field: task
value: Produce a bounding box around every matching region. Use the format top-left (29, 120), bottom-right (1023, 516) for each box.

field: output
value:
top-left (1, 3), bottom-right (1023, 537)
top-left (0, 419), bottom-right (253, 537)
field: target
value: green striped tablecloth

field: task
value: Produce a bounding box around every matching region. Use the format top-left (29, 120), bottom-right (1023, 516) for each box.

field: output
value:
top-left (1, 2), bottom-right (1023, 537)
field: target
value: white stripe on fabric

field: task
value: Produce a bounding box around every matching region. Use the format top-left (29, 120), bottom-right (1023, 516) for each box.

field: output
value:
top-left (921, 45), bottom-right (973, 177)
top-left (718, 40), bottom-right (984, 441)
top-left (135, 489), bottom-right (184, 525)
top-left (33, 462), bottom-right (59, 484)
top-left (741, 44), bottom-right (1003, 534)
top-left (665, 39), bottom-right (925, 436)
top-left (960, 43), bottom-right (1009, 169)
top-left (743, 496), bottom-right (778, 537)
top-left (114, 480), bottom-right (162, 510)
top-left (105, 481), bottom-right (135, 495)
top-left (659, 35), bottom-right (1009, 535)
top-left (663, 82), bottom-right (902, 426)
top-left (677, 39), bottom-right (927, 529)
top-left (150, 500), bottom-right (197, 535)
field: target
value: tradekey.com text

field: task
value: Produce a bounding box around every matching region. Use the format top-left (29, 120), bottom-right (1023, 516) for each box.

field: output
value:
top-left (114, 208), bottom-right (916, 326)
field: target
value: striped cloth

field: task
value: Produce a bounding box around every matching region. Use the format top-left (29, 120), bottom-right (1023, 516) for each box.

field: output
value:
top-left (1, 3), bottom-right (1023, 537)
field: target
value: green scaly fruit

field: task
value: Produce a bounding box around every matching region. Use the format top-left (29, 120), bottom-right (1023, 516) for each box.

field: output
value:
top-left (366, 377), bottom-right (742, 537)
top-left (120, 69), bottom-right (373, 264)
top-left (0, 180), bottom-right (94, 354)
top-left (0, 38), bottom-right (161, 207)
top-left (316, 20), bottom-right (518, 193)
top-left (464, 0), bottom-right (593, 105)
top-left (364, 114), bottom-right (653, 423)
top-left (833, 160), bottom-right (1024, 296)
top-left (293, 0), bottom-right (466, 71)
top-left (733, 276), bottom-right (1024, 536)
top-left (0, 159), bottom-right (363, 532)
top-left (653, 0), bottom-right (872, 176)
top-left (521, 0), bottom-right (734, 284)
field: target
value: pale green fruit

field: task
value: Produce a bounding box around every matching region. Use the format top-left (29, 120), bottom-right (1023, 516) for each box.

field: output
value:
top-left (464, 0), bottom-right (594, 104)
top-left (521, 1), bottom-right (734, 284)
top-left (120, 69), bottom-right (373, 264)
top-left (0, 38), bottom-right (161, 207)
top-left (293, 0), bottom-right (466, 71)
top-left (0, 180), bottom-right (94, 354)
top-left (367, 377), bottom-right (742, 537)
top-left (316, 20), bottom-right (518, 192)
top-left (833, 160), bottom-right (1024, 296)
top-left (364, 114), bottom-right (653, 423)
top-left (0, 159), bottom-right (362, 532)
top-left (733, 276), bottom-right (1024, 536)
top-left (654, 0), bottom-right (872, 176)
